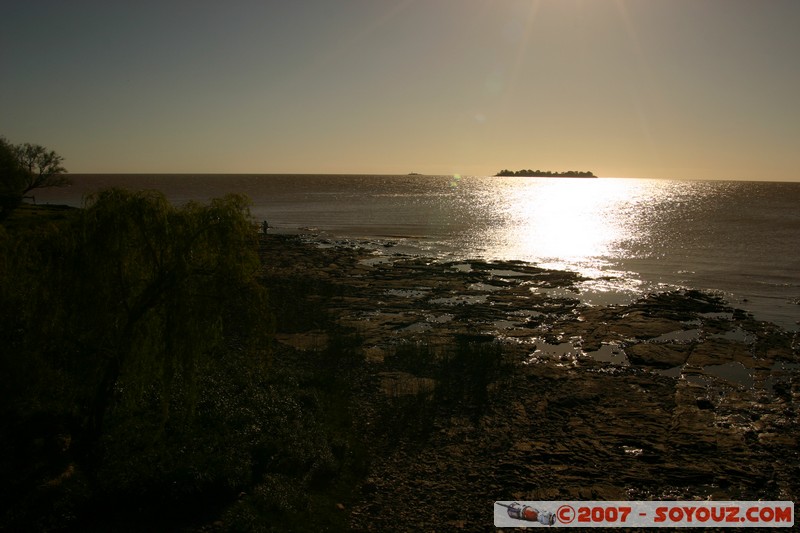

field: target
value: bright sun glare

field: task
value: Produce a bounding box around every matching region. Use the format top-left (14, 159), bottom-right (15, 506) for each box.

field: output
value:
top-left (485, 179), bottom-right (638, 274)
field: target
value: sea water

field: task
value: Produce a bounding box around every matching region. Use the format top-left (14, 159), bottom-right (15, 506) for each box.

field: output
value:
top-left (36, 174), bottom-right (800, 330)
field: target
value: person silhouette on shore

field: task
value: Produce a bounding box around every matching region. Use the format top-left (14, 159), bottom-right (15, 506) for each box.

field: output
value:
top-left (261, 220), bottom-right (269, 233)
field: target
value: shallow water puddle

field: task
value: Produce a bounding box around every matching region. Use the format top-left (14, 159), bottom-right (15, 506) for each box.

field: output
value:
top-left (503, 309), bottom-right (545, 323)
top-left (700, 311), bottom-right (735, 321)
top-left (524, 337), bottom-right (579, 364)
top-left (682, 372), bottom-right (717, 387)
top-left (400, 322), bottom-right (433, 333)
top-left (525, 337), bottom-right (632, 366)
top-left (703, 362), bottom-right (754, 388)
top-left (385, 288), bottom-right (430, 298)
top-left (655, 366), bottom-right (683, 378)
top-left (527, 285), bottom-right (580, 299)
top-left (650, 329), bottom-right (702, 343)
top-left (584, 344), bottom-right (630, 365)
top-left (572, 276), bottom-right (646, 307)
top-left (765, 361), bottom-right (800, 392)
top-left (429, 294), bottom-right (488, 305)
top-left (656, 363), bottom-right (746, 386)
top-left (360, 256), bottom-right (393, 267)
top-left (468, 282), bottom-right (507, 292)
top-left (399, 313), bottom-right (455, 332)
top-left (426, 313), bottom-right (455, 323)
top-left (710, 327), bottom-right (756, 343)
top-left (488, 269), bottom-right (534, 278)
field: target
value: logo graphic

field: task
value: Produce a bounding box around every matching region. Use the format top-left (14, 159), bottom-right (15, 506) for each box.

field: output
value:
top-left (496, 502), bottom-right (556, 526)
top-left (494, 501), bottom-right (794, 528)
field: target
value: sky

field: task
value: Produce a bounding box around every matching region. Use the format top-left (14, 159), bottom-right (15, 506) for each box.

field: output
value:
top-left (2, 0), bottom-right (799, 180)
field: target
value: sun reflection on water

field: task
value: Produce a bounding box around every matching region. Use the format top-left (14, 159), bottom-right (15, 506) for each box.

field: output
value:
top-left (480, 178), bottom-right (644, 276)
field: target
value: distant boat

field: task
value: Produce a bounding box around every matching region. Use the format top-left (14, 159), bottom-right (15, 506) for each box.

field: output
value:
top-left (407, 172), bottom-right (422, 176)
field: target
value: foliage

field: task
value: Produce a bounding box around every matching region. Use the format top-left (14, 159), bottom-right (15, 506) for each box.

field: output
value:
top-left (12, 141), bottom-right (69, 193)
top-left (24, 189), bottom-right (271, 436)
top-left (0, 136), bottom-right (69, 221)
top-left (378, 339), bottom-right (510, 444)
top-left (0, 136), bottom-right (26, 219)
top-left (0, 189), bottom-right (287, 530)
top-left (495, 168), bottom-right (595, 177)
top-left (0, 189), bottom-right (381, 531)
top-left (434, 340), bottom-right (507, 418)
top-left (0, 198), bottom-right (519, 529)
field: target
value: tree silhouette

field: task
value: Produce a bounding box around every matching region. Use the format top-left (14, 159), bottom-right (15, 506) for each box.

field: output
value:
top-left (0, 137), bottom-right (26, 219)
top-left (3, 188), bottom-right (271, 440)
top-left (0, 138), bottom-right (69, 220)
top-left (495, 168), bottom-right (596, 177)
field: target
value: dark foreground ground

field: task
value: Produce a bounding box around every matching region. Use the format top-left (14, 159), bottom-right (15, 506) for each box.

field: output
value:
top-left (2, 224), bottom-right (797, 532)
top-left (258, 234), bottom-right (798, 531)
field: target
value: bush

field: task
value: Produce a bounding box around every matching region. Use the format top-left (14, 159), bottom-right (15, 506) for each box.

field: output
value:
top-left (0, 190), bottom-right (281, 529)
top-left (0, 192), bottom-right (373, 530)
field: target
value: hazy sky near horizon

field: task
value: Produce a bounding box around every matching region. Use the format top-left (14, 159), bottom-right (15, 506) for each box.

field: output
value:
top-left (2, 0), bottom-right (799, 180)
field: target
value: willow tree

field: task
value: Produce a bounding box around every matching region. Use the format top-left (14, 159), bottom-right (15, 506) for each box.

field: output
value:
top-left (28, 189), bottom-right (272, 440)
top-left (0, 137), bottom-right (26, 220)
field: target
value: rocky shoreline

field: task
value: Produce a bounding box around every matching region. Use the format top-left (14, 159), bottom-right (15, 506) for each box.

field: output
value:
top-left (258, 234), bottom-right (799, 531)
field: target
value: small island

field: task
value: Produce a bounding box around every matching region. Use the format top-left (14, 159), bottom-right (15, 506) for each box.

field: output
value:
top-left (495, 169), bottom-right (596, 178)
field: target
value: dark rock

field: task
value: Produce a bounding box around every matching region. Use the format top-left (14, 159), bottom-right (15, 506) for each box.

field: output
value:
top-left (696, 397), bottom-right (715, 410)
top-left (256, 235), bottom-right (799, 532)
top-left (626, 343), bottom-right (692, 368)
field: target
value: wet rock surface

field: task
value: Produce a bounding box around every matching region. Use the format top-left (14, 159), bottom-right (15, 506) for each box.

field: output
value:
top-left (260, 235), bottom-right (800, 531)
